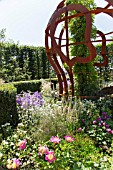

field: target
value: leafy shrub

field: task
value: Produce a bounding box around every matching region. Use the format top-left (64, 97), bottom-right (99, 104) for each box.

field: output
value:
top-left (1, 81), bottom-right (113, 169)
top-left (0, 127), bottom-right (105, 170)
top-left (0, 83), bottom-right (18, 127)
top-left (88, 112), bottom-right (113, 152)
top-left (13, 80), bottom-right (42, 94)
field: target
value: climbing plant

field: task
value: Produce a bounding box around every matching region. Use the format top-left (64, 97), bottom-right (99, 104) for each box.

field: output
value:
top-left (65, 0), bottom-right (99, 96)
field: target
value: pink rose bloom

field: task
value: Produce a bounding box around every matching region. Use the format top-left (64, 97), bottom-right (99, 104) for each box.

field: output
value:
top-left (38, 145), bottom-right (49, 156)
top-left (12, 158), bottom-right (21, 166)
top-left (8, 158), bottom-right (21, 169)
top-left (45, 151), bottom-right (56, 163)
top-left (18, 139), bottom-right (27, 150)
top-left (78, 127), bottom-right (82, 132)
top-left (50, 136), bottom-right (61, 144)
top-left (64, 135), bottom-right (74, 142)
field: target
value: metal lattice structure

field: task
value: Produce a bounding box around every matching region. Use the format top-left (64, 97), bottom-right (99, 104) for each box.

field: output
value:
top-left (45, 0), bottom-right (113, 98)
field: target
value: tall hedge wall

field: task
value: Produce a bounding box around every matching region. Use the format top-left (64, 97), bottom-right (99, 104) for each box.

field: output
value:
top-left (0, 80), bottom-right (42, 127)
top-left (0, 41), bottom-right (113, 84)
top-left (0, 83), bottom-right (18, 127)
top-left (0, 42), bottom-right (53, 82)
top-left (95, 43), bottom-right (113, 84)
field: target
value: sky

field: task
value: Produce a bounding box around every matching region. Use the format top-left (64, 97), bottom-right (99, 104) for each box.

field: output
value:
top-left (0, 0), bottom-right (113, 47)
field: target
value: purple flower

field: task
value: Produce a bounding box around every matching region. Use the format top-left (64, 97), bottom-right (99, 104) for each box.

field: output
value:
top-left (102, 116), bottom-right (107, 121)
top-left (102, 122), bottom-right (106, 126)
top-left (107, 115), bottom-right (111, 119)
top-left (106, 128), bottom-right (112, 134)
top-left (62, 80), bottom-right (70, 88)
top-left (16, 91), bottom-right (43, 109)
top-left (16, 95), bottom-right (22, 105)
top-left (99, 120), bottom-right (104, 126)
top-left (97, 117), bottom-right (101, 121)
top-left (101, 112), bottom-right (111, 121)
top-left (102, 112), bottom-right (108, 116)
top-left (82, 119), bottom-right (85, 123)
top-left (77, 127), bottom-right (82, 132)
top-left (105, 124), bottom-right (109, 128)
top-left (93, 120), bottom-right (97, 124)
top-left (67, 80), bottom-right (70, 86)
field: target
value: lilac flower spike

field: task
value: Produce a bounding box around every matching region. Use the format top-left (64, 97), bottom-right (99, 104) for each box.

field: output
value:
top-left (16, 91), bottom-right (44, 109)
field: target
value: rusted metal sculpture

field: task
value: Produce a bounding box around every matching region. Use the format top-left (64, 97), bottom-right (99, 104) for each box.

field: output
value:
top-left (45, 0), bottom-right (113, 98)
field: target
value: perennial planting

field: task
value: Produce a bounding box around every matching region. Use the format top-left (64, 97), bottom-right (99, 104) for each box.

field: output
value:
top-left (1, 81), bottom-right (113, 169)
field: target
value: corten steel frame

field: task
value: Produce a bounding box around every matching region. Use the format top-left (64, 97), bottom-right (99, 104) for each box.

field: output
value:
top-left (45, 0), bottom-right (113, 98)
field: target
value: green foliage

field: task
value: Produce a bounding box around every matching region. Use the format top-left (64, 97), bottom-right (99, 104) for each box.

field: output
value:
top-left (95, 43), bottom-right (113, 86)
top-left (0, 28), bottom-right (6, 42)
top-left (66, 0), bottom-right (96, 9)
top-left (66, 0), bottom-right (97, 57)
top-left (65, 0), bottom-right (99, 96)
top-left (0, 78), bottom-right (113, 169)
top-left (0, 83), bottom-right (18, 127)
top-left (0, 79), bottom-right (53, 130)
top-left (1, 93), bottom-right (113, 169)
top-left (0, 128), bottom-right (103, 170)
top-left (77, 97), bottom-right (113, 152)
top-left (73, 62), bottom-right (99, 96)
top-left (12, 80), bottom-right (42, 94)
top-left (0, 42), bottom-right (53, 82)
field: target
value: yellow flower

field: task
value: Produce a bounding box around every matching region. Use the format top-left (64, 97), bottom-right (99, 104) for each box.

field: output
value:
top-left (6, 164), bottom-right (12, 169)
top-left (12, 162), bottom-right (17, 169)
top-left (7, 159), bottom-right (12, 164)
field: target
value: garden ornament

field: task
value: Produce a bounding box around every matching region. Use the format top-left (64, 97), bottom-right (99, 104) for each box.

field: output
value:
top-left (45, 0), bottom-right (113, 98)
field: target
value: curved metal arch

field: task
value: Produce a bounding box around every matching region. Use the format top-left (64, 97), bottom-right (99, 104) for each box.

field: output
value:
top-left (45, 0), bottom-right (113, 98)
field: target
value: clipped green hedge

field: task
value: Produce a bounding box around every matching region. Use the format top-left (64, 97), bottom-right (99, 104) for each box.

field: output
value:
top-left (0, 43), bottom-right (51, 83)
top-left (12, 80), bottom-right (42, 94)
top-left (0, 83), bottom-right (18, 127)
top-left (0, 79), bottom-right (57, 127)
top-left (0, 80), bottom-right (42, 126)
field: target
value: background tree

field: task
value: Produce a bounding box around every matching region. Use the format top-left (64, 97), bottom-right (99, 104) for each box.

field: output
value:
top-left (0, 40), bottom-right (54, 82)
top-left (0, 29), bottom-right (6, 81)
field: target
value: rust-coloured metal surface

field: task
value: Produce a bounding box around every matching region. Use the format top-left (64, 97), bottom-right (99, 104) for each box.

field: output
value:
top-left (45, 0), bottom-right (113, 98)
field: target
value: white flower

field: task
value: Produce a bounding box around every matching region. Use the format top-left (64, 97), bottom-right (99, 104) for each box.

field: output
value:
top-left (15, 152), bottom-right (20, 156)
top-left (10, 142), bottom-right (14, 146)
top-left (7, 159), bottom-right (12, 164)
top-left (18, 123), bottom-right (24, 127)
top-left (13, 134), bottom-right (18, 138)
top-left (2, 140), bottom-right (8, 145)
top-left (0, 152), bottom-right (3, 158)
